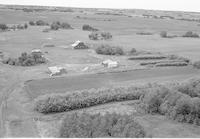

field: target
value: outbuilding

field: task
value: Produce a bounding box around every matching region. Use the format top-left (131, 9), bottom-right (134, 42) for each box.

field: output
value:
top-left (72, 40), bottom-right (88, 49)
top-left (48, 66), bottom-right (67, 76)
top-left (102, 59), bottom-right (118, 68)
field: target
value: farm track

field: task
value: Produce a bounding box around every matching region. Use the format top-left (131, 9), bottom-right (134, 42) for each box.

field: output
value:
top-left (0, 72), bottom-right (20, 137)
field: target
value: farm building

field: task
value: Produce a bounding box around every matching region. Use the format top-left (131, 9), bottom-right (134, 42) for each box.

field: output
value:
top-left (48, 66), bottom-right (67, 76)
top-left (31, 49), bottom-right (42, 54)
top-left (102, 59), bottom-right (118, 68)
top-left (72, 40), bottom-right (88, 49)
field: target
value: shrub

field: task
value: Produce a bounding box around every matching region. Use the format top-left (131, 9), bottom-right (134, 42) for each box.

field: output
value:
top-left (101, 32), bottom-right (112, 40)
top-left (0, 24), bottom-right (8, 30)
top-left (177, 79), bottom-right (200, 98)
top-left (89, 32), bottom-right (112, 40)
top-left (29, 21), bottom-right (35, 26)
top-left (82, 24), bottom-right (98, 31)
top-left (140, 86), bottom-right (170, 114)
top-left (193, 61), bottom-right (200, 69)
top-left (60, 112), bottom-right (146, 138)
top-left (16, 24), bottom-right (24, 29)
top-left (160, 31), bottom-right (167, 38)
top-left (35, 20), bottom-right (48, 26)
top-left (129, 48), bottom-right (137, 55)
top-left (61, 22), bottom-right (73, 29)
top-left (182, 31), bottom-right (199, 38)
top-left (89, 32), bottom-right (99, 40)
top-left (95, 44), bottom-right (124, 55)
top-left (50, 22), bottom-right (60, 30)
top-left (50, 21), bottom-right (73, 30)
top-left (24, 23), bottom-right (28, 29)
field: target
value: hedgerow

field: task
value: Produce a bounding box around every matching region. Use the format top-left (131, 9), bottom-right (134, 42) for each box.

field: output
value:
top-left (34, 85), bottom-right (151, 114)
top-left (60, 112), bottom-right (147, 138)
top-left (128, 55), bottom-right (167, 60)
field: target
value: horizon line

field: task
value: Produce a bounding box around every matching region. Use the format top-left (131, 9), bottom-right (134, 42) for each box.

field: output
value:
top-left (0, 3), bottom-right (200, 14)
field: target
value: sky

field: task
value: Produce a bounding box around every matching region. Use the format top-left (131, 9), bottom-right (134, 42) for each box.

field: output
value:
top-left (0, 0), bottom-right (200, 12)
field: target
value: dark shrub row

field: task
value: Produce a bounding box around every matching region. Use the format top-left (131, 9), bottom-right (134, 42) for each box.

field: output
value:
top-left (95, 44), bottom-right (124, 55)
top-left (29, 20), bottom-right (49, 26)
top-left (140, 79), bottom-right (200, 125)
top-left (2, 52), bottom-right (46, 66)
top-left (182, 31), bottom-right (199, 38)
top-left (82, 24), bottom-right (98, 31)
top-left (128, 55), bottom-right (167, 60)
top-left (89, 32), bottom-right (112, 40)
top-left (34, 85), bottom-right (151, 114)
top-left (60, 112), bottom-right (147, 138)
top-left (0, 24), bottom-right (8, 30)
top-left (0, 23), bottom-right (28, 31)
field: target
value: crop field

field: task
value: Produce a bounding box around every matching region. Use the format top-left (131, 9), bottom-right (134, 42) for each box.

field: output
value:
top-left (1, 4), bottom-right (200, 138)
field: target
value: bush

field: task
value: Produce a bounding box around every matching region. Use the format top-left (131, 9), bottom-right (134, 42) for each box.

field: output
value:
top-left (60, 112), bottom-right (146, 138)
top-left (193, 61), bottom-right (200, 69)
top-left (140, 87), bottom-right (170, 114)
top-left (35, 20), bottom-right (48, 26)
top-left (50, 21), bottom-right (73, 30)
top-left (0, 24), bottom-right (8, 30)
top-left (160, 31), bottom-right (167, 38)
top-left (89, 32), bottom-right (112, 40)
top-left (101, 32), bottom-right (112, 40)
top-left (24, 23), bottom-right (28, 29)
top-left (50, 22), bottom-right (60, 30)
top-left (95, 44), bottom-right (124, 55)
top-left (82, 24), bottom-right (98, 31)
top-left (129, 48), bottom-right (137, 55)
top-left (182, 31), bottom-right (199, 38)
top-left (29, 21), bottom-right (35, 26)
top-left (89, 32), bottom-right (99, 40)
top-left (140, 80), bottom-right (200, 125)
top-left (61, 22), bottom-right (73, 29)
top-left (177, 79), bottom-right (200, 98)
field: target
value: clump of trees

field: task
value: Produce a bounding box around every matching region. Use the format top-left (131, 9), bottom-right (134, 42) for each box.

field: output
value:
top-left (60, 112), bottom-right (147, 138)
top-left (193, 61), bottom-right (200, 69)
top-left (29, 20), bottom-right (49, 26)
top-left (182, 31), bottom-right (199, 38)
top-left (89, 32), bottom-right (112, 40)
top-left (160, 31), bottom-right (167, 38)
top-left (82, 24), bottom-right (98, 31)
top-left (50, 21), bottom-right (73, 30)
top-left (0, 24), bottom-right (8, 31)
top-left (95, 44), bottom-right (124, 55)
top-left (2, 52), bottom-right (46, 66)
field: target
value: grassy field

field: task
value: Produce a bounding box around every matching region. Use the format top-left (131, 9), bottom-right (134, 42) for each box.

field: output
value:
top-left (1, 5), bottom-right (200, 137)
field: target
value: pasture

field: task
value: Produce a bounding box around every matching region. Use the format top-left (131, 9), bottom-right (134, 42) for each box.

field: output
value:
top-left (0, 5), bottom-right (200, 137)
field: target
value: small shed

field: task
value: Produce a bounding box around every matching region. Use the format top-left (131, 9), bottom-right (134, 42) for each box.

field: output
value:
top-left (102, 59), bottom-right (118, 68)
top-left (48, 66), bottom-right (67, 76)
top-left (72, 40), bottom-right (88, 49)
top-left (31, 49), bottom-right (42, 54)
